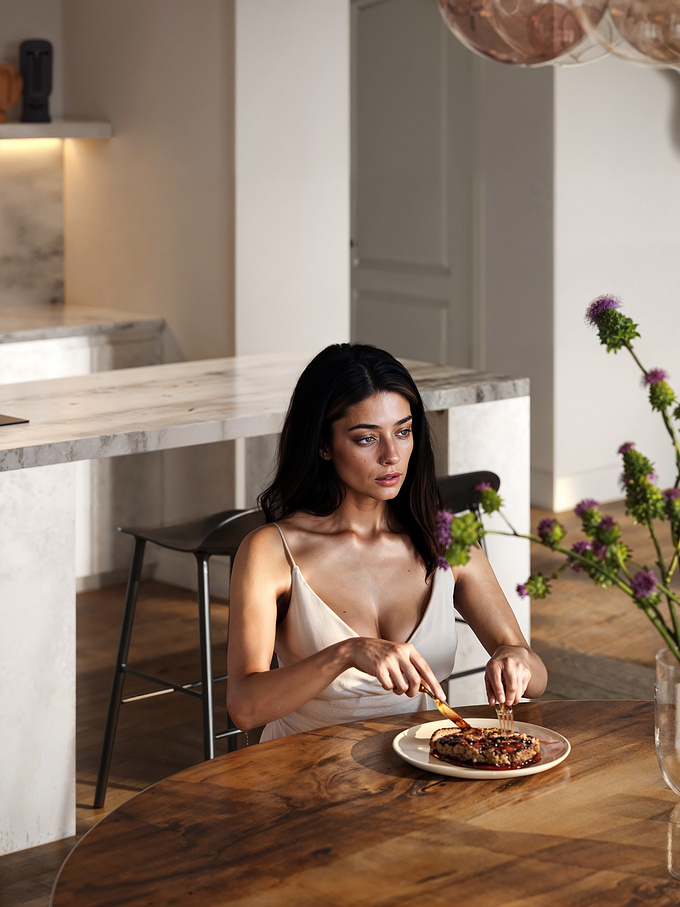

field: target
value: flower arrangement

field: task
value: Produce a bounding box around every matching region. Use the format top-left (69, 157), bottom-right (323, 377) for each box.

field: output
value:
top-left (438, 295), bottom-right (680, 663)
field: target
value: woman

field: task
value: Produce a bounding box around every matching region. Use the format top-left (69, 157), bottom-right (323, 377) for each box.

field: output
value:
top-left (227, 343), bottom-right (546, 740)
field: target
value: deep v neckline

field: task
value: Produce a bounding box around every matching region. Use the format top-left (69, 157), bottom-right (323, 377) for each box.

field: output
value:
top-left (290, 563), bottom-right (438, 645)
top-left (273, 521), bottom-right (442, 644)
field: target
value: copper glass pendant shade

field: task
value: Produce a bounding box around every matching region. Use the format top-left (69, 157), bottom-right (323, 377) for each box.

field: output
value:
top-left (437, 0), bottom-right (680, 69)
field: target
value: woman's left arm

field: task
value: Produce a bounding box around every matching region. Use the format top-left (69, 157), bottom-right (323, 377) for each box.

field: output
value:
top-left (452, 544), bottom-right (547, 706)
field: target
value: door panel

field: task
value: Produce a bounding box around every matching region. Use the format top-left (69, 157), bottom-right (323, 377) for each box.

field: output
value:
top-left (351, 0), bottom-right (475, 366)
top-left (354, 289), bottom-right (448, 363)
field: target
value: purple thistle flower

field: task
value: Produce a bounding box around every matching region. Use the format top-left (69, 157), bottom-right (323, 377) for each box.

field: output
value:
top-left (435, 510), bottom-right (454, 549)
top-left (600, 515), bottom-right (615, 531)
top-left (664, 488), bottom-right (680, 501)
top-left (618, 442), bottom-right (635, 455)
top-left (574, 499), bottom-right (599, 518)
top-left (474, 482), bottom-right (491, 492)
top-left (516, 583), bottom-right (528, 599)
top-left (537, 517), bottom-right (555, 540)
top-left (642, 368), bottom-right (669, 387)
top-left (568, 539), bottom-right (592, 573)
top-left (591, 540), bottom-right (608, 560)
top-left (586, 295), bottom-right (621, 325)
top-left (631, 570), bottom-right (657, 600)
top-left (437, 555), bottom-right (450, 570)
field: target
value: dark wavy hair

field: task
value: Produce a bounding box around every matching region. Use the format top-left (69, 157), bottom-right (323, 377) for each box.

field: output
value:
top-left (258, 343), bottom-right (442, 576)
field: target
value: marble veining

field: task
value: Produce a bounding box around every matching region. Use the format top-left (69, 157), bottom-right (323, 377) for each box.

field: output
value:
top-left (0, 303), bottom-right (164, 342)
top-left (0, 354), bottom-right (529, 472)
top-left (0, 142), bottom-right (63, 307)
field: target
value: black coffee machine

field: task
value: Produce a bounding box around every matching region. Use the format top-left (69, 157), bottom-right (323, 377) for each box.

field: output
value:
top-left (20, 39), bottom-right (52, 123)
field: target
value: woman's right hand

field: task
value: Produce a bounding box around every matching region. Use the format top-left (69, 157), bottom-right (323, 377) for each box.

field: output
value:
top-left (341, 636), bottom-right (447, 701)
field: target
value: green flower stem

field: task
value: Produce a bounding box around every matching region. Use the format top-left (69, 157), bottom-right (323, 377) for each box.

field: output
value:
top-left (668, 598), bottom-right (680, 647)
top-left (484, 529), bottom-right (631, 584)
top-left (652, 573), bottom-right (680, 642)
top-left (623, 340), bottom-right (646, 374)
top-left (661, 409), bottom-right (680, 479)
top-left (624, 340), bottom-right (680, 475)
top-left (497, 509), bottom-right (520, 536)
top-left (642, 603), bottom-right (680, 661)
top-left (616, 549), bottom-right (633, 581)
top-left (646, 518), bottom-right (668, 583)
top-left (650, 524), bottom-right (680, 641)
top-left (485, 526), bottom-right (680, 646)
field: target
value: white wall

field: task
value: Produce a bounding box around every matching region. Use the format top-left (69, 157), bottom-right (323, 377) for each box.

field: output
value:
top-left (235, 0), bottom-right (350, 355)
top-left (62, 0), bottom-right (235, 362)
top-left (475, 52), bottom-right (680, 511)
top-left (553, 58), bottom-right (680, 509)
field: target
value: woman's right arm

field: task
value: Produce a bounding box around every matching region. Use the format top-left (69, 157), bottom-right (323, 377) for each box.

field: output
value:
top-left (226, 526), bottom-right (446, 732)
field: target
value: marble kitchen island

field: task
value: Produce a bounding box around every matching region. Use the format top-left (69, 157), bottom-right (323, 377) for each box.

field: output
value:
top-left (0, 353), bottom-right (530, 854)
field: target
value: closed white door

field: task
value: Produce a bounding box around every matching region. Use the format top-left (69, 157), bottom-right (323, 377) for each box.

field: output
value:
top-left (351, 0), bottom-right (476, 367)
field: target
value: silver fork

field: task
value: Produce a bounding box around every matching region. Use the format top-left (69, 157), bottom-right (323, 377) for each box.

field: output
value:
top-left (495, 702), bottom-right (514, 733)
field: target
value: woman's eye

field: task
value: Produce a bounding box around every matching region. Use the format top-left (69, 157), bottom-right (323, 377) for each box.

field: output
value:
top-left (356, 436), bottom-right (376, 445)
top-left (397, 428), bottom-right (412, 438)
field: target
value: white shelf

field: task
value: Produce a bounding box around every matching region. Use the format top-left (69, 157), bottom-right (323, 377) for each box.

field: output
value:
top-left (0, 120), bottom-right (112, 140)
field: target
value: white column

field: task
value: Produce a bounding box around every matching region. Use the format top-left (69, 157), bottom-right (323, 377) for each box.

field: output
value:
top-left (235, 0), bottom-right (351, 356)
top-left (430, 396), bottom-right (531, 705)
top-left (0, 463), bottom-right (76, 853)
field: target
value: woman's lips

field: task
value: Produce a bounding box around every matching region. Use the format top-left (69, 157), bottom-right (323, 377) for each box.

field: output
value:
top-left (376, 474), bottom-right (400, 486)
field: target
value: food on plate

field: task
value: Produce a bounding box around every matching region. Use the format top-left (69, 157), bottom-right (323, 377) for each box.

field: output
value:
top-left (430, 725), bottom-right (541, 768)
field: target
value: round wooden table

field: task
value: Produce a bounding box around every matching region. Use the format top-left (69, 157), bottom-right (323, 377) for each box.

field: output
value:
top-left (51, 700), bottom-right (680, 905)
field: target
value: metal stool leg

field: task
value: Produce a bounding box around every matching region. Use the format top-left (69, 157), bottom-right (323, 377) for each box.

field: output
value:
top-left (225, 551), bottom-right (240, 752)
top-left (93, 537), bottom-right (147, 808)
top-left (226, 712), bottom-right (239, 753)
top-left (196, 553), bottom-right (215, 760)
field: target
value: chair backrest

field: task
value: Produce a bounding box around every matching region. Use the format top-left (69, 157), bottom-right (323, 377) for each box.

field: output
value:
top-left (437, 470), bottom-right (500, 556)
top-left (437, 470), bottom-right (500, 515)
top-left (202, 508), bottom-right (266, 555)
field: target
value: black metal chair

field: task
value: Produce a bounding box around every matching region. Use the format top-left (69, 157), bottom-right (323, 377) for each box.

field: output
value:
top-left (93, 507), bottom-right (265, 808)
top-left (438, 469), bottom-right (500, 557)
top-left (437, 470), bottom-right (501, 698)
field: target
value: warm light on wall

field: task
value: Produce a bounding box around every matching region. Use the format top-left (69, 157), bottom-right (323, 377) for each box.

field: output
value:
top-left (437, 0), bottom-right (680, 68)
top-left (0, 137), bottom-right (62, 154)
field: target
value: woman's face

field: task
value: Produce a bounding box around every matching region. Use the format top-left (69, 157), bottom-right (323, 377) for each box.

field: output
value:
top-left (321, 392), bottom-right (414, 503)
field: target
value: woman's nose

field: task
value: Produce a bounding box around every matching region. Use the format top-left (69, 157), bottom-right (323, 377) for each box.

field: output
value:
top-left (379, 441), bottom-right (399, 464)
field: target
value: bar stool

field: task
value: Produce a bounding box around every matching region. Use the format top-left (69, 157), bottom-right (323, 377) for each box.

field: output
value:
top-left (93, 507), bottom-right (265, 808)
top-left (438, 470), bottom-right (500, 558)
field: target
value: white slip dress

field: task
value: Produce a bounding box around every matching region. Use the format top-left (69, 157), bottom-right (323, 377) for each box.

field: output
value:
top-left (259, 523), bottom-right (458, 741)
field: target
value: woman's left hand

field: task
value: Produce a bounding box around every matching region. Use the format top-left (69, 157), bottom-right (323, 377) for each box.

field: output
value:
top-left (484, 645), bottom-right (533, 707)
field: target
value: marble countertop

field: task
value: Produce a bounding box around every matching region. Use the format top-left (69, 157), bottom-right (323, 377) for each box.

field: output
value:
top-left (0, 304), bottom-right (164, 342)
top-left (0, 353), bottom-right (528, 472)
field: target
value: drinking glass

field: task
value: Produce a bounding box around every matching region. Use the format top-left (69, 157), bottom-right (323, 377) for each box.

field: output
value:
top-left (655, 648), bottom-right (680, 797)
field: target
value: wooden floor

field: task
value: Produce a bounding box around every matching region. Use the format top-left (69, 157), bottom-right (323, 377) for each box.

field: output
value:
top-left (530, 500), bottom-right (678, 702)
top-left (2, 500), bottom-right (674, 905)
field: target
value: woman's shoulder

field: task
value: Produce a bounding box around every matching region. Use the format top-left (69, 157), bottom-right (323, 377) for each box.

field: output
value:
top-left (238, 514), bottom-right (321, 557)
top-left (233, 522), bottom-right (288, 572)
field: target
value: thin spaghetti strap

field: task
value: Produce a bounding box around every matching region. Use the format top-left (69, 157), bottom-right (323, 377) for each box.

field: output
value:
top-left (272, 522), bottom-right (296, 568)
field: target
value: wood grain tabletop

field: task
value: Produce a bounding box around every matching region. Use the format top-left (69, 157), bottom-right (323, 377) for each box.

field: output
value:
top-left (51, 700), bottom-right (680, 906)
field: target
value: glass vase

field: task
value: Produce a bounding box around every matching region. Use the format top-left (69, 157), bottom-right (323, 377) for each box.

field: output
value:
top-left (655, 647), bottom-right (680, 797)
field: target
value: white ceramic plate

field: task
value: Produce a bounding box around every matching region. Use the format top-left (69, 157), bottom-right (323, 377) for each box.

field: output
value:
top-left (393, 718), bottom-right (571, 780)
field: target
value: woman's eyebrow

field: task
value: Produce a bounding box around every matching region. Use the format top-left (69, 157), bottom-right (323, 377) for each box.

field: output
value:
top-left (347, 415), bottom-right (412, 432)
